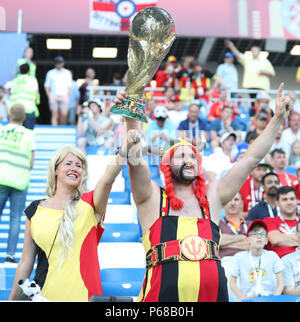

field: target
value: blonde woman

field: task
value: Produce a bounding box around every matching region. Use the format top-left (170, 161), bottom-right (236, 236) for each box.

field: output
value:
top-left (9, 131), bottom-right (139, 301)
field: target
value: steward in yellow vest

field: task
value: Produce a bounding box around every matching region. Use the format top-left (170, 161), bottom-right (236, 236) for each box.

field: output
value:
top-left (0, 104), bottom-right (35, 190)
top-left (10, 63), bottom-right (39, 130)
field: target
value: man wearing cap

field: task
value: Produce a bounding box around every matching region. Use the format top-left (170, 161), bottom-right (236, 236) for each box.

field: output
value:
top-left (203, 131), bottom-right (237, 184)
top-left (145, 105), bottom-right (177, 152)
top-left (44, 56), bottom-right (72, 125)
top-left (115, 82), bottom-right (291, 302)
top-left (239, 159), bottom-right (272, 215)
top-left (214, 52), bottom-right (238, 96)
top-left (230, 219), bottom-right (284, 301)
top-left (209, 105), bottom-right (242, 150)
top-left (155, 56), bottom-right (178, 88)
top-left (225, 40), bottom-right (275, 94)
top-left (245, 111), bottom-right (268, 143)
top-left (247, 172), bottom-right (280, 221)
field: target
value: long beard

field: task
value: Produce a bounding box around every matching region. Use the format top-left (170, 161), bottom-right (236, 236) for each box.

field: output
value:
top-left (267, 187), bottom-right (278, 197)
top-left (171, 163), bottom-right (195, 184)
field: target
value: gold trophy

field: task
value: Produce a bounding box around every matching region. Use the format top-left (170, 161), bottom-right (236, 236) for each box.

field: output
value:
top-left (111, 7), bottom-right (176, 122)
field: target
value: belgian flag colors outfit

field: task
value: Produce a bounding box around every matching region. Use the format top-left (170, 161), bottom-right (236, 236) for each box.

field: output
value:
top-left (137, 188), bottom-right (228, 302)
top-left (25, 190), bottom-right (103, 301)
top-left (138, 139), bottom-right (228, 302)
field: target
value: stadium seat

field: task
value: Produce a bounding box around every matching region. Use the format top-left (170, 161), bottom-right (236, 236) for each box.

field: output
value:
top-left (285, 167), bottom-right (297, 176)
top-left (101, 223), bottom-right (141, 242)
top-left (107, 191), bottom-right (130, 205)
top-left (100, 267), bottom-right (145, 297)
top-left (104, 204), bottom-right (137, 224)
top-left (98, 242), bottom-right (146, 270)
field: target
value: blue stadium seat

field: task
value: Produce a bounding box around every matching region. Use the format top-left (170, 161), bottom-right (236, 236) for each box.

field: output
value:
top-left (243, 295), bottom-right (300, 302)
top-left (0, 290), bottom-right (11, 300)
top-left (285, 167), bottom-right (297, 176)
top-left (100, 268), bottom-right (145, 297)
top-left (108, 191), bottom-right (130, 204)
top-left (101, 223), bottom-right (141, 242)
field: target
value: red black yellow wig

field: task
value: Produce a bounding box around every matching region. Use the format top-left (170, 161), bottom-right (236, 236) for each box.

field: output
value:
top-left (160, 139), bottom-right (209, 211)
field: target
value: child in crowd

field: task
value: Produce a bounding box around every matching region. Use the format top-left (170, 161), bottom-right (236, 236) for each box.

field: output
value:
top-left (229, 220), bottom-right (284, 301)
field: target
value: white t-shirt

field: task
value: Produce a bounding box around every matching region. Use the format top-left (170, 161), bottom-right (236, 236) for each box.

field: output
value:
top-left (279, 128), bottom-right (300, 157)
top-left (202, 148), bottom-right (233, 177)
top-left (282, 248), bottom-right (300, 289)
top-left (231, 250), bottom-right (284, 299)
top-left (44, 68), bottom-right (72, 96)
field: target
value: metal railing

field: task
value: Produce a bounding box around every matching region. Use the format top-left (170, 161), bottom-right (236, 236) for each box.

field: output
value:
top-left (87, 86), bottom-right (300, 112)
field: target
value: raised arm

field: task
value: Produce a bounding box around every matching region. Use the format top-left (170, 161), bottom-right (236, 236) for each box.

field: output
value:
top-left (209, 83), bottom-right (291, 223)
top-left (113, 91), bottom-right (156, 206)
top-left (224, 40), bottom-right (242, 60)
top-left (92, 128), bottom-right (138, 223)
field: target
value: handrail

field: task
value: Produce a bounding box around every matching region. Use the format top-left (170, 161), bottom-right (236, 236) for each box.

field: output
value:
top-left (86, 86), bottom-right (300, 110)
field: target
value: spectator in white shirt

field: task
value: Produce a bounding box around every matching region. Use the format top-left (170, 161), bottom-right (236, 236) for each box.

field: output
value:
top-left (279, 111), bottom-right (300, 158)
top-left (44, 56), bottom-right (72, 125)
top-left (202, 131), bottom-right (237, 185)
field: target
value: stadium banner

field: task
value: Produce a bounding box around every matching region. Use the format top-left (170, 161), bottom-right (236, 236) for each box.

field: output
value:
top-left (0, 0), bottom-right (300, 39)
top-left (89, 0), bottom-right (157, 32)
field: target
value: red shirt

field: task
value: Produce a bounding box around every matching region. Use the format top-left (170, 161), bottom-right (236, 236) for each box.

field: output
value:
top-left (239, 176), bottom-right (264, 212)
top-left (276, 172), bottom-right (298, 187)
top-left (264, 216), bottom-right (299, 258)
top-left (208, 101), bottom-right (237, 120)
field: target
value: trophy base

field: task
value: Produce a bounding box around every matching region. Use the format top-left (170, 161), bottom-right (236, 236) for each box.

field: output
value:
top-left (110, 97), bottom-right (148, 123)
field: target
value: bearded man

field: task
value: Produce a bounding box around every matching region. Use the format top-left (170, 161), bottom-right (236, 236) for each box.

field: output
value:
top-left (115, 83), bottom-right (291, 302)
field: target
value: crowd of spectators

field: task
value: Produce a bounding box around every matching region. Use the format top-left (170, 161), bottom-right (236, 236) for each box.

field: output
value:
top-left (1, 41), bottom-right (300, 301)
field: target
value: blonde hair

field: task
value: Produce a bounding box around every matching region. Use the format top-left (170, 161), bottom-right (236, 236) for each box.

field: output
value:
top-left (46, 146), bottom-right (88, 267)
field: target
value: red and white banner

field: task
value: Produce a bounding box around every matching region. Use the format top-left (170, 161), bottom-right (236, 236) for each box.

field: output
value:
top-left (89, 0), bottom-right (157, 32)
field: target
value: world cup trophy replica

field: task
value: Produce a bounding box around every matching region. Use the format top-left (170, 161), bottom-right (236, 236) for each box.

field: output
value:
top-left (111, 7), bottom-right (176, 122)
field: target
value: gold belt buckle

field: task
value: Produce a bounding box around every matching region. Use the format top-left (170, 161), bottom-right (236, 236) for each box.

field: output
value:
top-left (180, 235), bottom-right (207, 261)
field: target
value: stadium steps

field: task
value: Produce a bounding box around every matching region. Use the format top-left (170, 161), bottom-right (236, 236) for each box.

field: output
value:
top-left (0, 125), bottom-right (144, 300)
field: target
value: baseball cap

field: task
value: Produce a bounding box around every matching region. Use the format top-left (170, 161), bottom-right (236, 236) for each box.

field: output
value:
top-left (256, 157), bottom-right (273, 170)
top-left (154, 105), bottom-right (168, 119)
top-left (233, 142), bottom-right (249, 162)
top-left (220, 131), bottom-right (237, 143)
top-left (246, 219), bottom-right (268, 236)
top-left (224, 52), bottom-right (234, 58)
top-left (54, 56), bottom-right (64, 63)
top-left (167, 56), bottom-right (177, 63)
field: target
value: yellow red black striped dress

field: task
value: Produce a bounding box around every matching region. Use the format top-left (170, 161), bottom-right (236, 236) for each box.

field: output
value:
top-left (137, 188), bottom-right (228, 302)
top-left (24, 191), bottom-right (103, 301)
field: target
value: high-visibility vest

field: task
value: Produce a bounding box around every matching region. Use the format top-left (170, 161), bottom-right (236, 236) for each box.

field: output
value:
top-left (9, 75), bottom-right (37, 115)
top-left (0, 124), bottom-right (35, 190)
top-left (17, 58), bottom-right (37, 78)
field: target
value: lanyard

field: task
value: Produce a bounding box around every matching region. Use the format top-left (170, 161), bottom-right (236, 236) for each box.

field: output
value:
top-left (277, 210), bottom-right (299, 235)
top-left (250, 179), bottom-right (263, 207)
top-left (266, 203), bottom-right (279, 218)
top-left (249, 251), bottom-right (264, 294)
top-left (285, 173), bottom-right (291, 187)
top-left (224, 218), bottom-right (247, 235)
